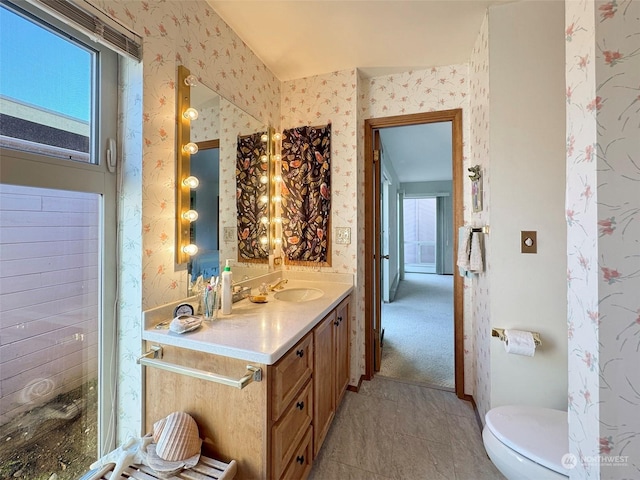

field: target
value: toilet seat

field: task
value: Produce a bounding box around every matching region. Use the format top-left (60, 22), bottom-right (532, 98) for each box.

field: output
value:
top-left (485, 405), bottom-right (568, 475)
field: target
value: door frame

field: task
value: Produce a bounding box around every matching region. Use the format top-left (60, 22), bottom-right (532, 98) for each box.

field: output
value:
top-left (364, 109), bottom-right (464, 398)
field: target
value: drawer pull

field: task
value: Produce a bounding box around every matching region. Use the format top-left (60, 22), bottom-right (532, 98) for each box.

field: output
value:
top-left (338, 316), bottom-right (343, 323)
top-left (296, 401), bottom-right (304, 410)
top-left (296, 455), bottom-right (305, 464)
top-left (296, 349), bottom-right (304, 358)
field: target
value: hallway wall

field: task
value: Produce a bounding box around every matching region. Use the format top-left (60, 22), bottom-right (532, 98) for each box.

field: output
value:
top-left (487, 0), bottom-right (567, 410)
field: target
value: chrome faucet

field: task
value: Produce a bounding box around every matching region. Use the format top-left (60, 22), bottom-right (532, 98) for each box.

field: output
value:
top-left (268, 278), bottom-right (288, 291)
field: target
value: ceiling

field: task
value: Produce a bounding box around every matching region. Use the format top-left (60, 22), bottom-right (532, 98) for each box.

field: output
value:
top-left (207, 0), bottom-right (511, 184)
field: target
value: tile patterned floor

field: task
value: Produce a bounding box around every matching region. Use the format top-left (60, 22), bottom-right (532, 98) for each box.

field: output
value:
top-left (309, 376), bottom-right (505, 480)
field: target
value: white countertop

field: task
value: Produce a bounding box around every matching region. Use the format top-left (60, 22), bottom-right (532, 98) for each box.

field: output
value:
top-left (142, 279), bottom-right (353, 365)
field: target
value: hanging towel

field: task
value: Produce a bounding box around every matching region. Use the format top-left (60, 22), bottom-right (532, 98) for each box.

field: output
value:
top-left (456, 226), bottom-right (472, 271)
top-left (469, 231), bottom-right (484, 273)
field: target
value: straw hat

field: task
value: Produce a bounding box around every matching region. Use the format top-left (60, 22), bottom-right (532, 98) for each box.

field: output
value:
top-left (145, 411), bottom-right (202, 476)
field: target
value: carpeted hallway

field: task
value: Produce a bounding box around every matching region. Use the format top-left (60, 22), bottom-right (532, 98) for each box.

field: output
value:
top-left (379, 273), bottom-right (454, 389)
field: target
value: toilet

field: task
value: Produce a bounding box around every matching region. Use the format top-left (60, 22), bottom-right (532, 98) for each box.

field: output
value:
top-left (482, 405), bottom-right (570, 479)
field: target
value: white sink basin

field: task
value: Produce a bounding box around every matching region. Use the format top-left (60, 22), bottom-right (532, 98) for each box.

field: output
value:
top-left (274, 288), bottom-right (324, 302)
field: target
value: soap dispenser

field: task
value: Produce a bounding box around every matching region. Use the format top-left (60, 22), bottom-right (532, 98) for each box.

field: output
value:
top-left (221, 259), bottom-right (233, 315)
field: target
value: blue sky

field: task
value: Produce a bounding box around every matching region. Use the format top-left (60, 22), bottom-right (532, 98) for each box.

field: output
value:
top-left (0, 5), bottom-right (91, 122)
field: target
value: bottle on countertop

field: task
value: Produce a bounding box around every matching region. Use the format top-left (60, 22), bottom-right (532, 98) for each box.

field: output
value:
top-left (221, 259), bottom-right (233, 315)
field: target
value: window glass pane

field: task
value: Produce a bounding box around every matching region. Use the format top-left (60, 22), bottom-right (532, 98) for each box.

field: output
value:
top-left (404, 197), bottom-right (437, 271)
top-left (0, 4), bottom-right (94, 163)
top-left (0, 184), bottom-right (99, 479)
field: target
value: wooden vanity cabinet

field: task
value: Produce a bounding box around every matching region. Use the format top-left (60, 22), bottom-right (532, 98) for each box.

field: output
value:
top-left (144, 293), bottom-right (350, 480)
top-left (269, 335), bottom-right (313, 479)
top-left (313, 296), bottom-right (351, 457)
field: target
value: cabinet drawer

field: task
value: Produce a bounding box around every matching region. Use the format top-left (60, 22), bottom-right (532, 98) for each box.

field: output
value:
top-left (271, 335), bottom-right (313, 420)
top-left (271, 380), bottom-right (313, 479)
top-left (279, 426), bottom-right (313, 480)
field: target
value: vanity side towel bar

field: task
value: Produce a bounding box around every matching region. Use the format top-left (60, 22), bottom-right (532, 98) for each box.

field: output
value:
top-left (137, 346), bottom-right (262, 389)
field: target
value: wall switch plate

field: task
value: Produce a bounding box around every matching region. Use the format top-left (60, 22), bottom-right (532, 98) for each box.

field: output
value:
top-left (335, 227), bottom-right (351, 245)
top-left (224, 227), bottom-right (235, 243)
top-left (521, 230), bottom-right (537, 254)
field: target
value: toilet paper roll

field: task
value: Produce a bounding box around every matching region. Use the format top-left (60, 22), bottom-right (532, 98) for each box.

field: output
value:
top-left (504, 329), bottom-right (536, 357)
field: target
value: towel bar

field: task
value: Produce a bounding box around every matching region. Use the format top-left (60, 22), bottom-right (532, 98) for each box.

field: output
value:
top-left (472, 225), bottom-right (490, 235)
top-left (492, 328), bottom-right (541, 347)
top-left (138, 346), bottom-right (262, 389)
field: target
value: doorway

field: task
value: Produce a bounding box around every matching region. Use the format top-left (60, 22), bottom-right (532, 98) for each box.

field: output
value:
top-left (364, 109), bottom-right (464, 398)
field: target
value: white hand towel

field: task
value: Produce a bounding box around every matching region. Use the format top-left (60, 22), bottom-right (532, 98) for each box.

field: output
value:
top-left (469, 231), bottom-right (484, 272)
top-left (456, 226), bottom-right (472, 270)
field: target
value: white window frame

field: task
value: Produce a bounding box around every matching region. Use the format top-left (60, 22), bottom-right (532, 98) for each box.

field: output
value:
top-left (0, 0), bottom-right (118, 456)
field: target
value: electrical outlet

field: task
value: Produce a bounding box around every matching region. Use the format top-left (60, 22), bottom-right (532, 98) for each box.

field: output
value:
top-left (335, 227), bottom-right (351, 245)
top-left (224, 227), bottom-right (236, 243)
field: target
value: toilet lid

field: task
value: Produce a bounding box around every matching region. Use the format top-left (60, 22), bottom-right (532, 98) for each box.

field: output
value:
top-left (485, 405), bottom-right (569, 475)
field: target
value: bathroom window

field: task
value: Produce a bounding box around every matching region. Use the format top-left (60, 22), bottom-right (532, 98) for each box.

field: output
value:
top-left (0, 3), bottom-right (94, 163)
top-left (0, 1), bottom-right (117, 477)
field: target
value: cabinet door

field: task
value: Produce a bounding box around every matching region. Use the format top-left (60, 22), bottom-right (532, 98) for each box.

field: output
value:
top-left (335, 297), bottom-right (350, 406)
top-left (313, 311), bottom-right (335, 457)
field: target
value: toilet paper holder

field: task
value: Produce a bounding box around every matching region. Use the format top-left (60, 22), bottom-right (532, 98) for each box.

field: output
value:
top-left (492, 328), bottom-right (541, 347)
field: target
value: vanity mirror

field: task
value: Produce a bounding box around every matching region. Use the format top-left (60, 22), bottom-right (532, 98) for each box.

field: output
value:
top-left (174, 65), bottom-right (274, 290)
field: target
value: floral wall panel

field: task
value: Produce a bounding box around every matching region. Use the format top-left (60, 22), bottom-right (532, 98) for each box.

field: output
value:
top-left (88, 0), bottom-right (280, 443)
top-left (116, 58), bottom-right (143, 441)
top-left (566, 1), bottom-right (640, 477)
top-left (469, 13), bottom-right (491, 420)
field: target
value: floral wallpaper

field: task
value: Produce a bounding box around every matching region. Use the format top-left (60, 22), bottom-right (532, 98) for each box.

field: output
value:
top-left (281, 70), bottom-right (361, 381)
top-left (282, 66), bottom-right (473, 389)
top-left (363, 66), bottom-right (474, 395)
top-left (87, 0), bottom-right (280, 443)
top-left (566, 0), bottom-right (640, 478)
top-left (218, 99), bottom-right (270, 270)
top-left (469, 12), bottom-right (491, 421)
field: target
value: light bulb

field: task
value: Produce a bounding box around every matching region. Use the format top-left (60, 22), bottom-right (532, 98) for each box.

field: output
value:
top-left (273, 132), bottom-right (282, 141)
top-left (273, 175), bottom-right (282, 183)
top-left (182, 244), bottom-right (198, 256)
top-left (259, 195), bottom-right (268, 204)
top-left (183, 107), bottom-right (199, 121)
top-left (260, 236), bottom-right (268, 245)
top-left (183, 176), bottom-right (200, 189)
top-left (260, 155), bottom-right (268, 163)
top-left (273, 217), bottom-right (282, 224)
top-left (260, 216), bottom-right (268, 224)
top-left (274, 154), bottom-right (282, 162)
top-left (182, 210), bottom-right (199, 222)
top-left (274, 237), bottom-right (282, 245)
top-left (183, 142), bottom-right (199, 155)
top-left (260, 175), bottom-right (268, 184)
top-left (184, 75), bottom-right (197, 87)
top-left (261, 133), bottom-right (268, 142)
top-left (272, 195), bottom-right (282, 203)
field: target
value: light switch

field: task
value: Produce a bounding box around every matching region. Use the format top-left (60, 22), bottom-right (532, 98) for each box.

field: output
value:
top-left (521, 231), bottom-right (537, 254)
top-left (335, 227), bottom-right (351, 245)
top-left (224, 227), bottom-right (235, 243)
